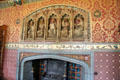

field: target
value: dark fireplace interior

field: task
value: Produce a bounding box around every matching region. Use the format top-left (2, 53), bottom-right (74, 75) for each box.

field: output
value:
top-left (23, 59), bottom-right (82, 80)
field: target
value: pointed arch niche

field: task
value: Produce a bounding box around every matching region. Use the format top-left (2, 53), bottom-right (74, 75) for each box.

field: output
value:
top-left (22, 5), bottom-right (90, 42)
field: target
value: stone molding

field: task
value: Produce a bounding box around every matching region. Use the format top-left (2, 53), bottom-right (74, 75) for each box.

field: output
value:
top-left (6, 43), bottom-right (120, 50)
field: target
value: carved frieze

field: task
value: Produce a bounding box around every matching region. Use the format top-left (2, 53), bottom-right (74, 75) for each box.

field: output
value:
top-left (22, 5), bottom-right (90, 42)
top-left (6, 43), bottom-right (120, 50)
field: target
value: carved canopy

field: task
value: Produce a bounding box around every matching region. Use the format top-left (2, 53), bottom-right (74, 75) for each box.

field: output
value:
top-left (22, 5), bottom-right (90, 42)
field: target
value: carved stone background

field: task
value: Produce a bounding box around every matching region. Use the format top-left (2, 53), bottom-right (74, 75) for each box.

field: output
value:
top-left (22, 5), bottom-right (90, 42)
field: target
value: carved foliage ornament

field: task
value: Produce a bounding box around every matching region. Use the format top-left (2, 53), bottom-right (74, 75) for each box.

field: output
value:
top-left (22, 5), bottom-right (90, 42)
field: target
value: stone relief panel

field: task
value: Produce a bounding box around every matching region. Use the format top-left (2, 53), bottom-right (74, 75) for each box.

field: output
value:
top-left (61, 14), bottom-right (70, 40)
top-left (22, 5), bottom-right (90, 42)
top-left (73, 14), bottom-right (84, 40)
top-left (47, 14), bottom-right (57, 40)
top-left (25, 19), bottom-right (35, 40)
top-left (36, 16), bottom-right (45, 39)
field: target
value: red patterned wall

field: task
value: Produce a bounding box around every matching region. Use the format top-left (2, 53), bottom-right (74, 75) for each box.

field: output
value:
top-left (2, 49), bottom-right (120, 80)
top-left (3, 49), bottom-right (17, 80)
top-left (94, 52), bottom-right (120, 80)
top-left (0, 0), bottom-right (119, 42)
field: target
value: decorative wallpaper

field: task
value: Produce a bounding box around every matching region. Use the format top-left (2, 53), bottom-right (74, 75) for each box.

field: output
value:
top-left (94, 52), bottom-right (120, 80)
top-left (3, 49), bottom-right (17, 80)
top-left (0, 0), bottom-right (119, 42)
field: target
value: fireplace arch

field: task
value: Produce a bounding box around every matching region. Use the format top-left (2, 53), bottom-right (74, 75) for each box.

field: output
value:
top-left (19, 55), bottom-right (91, 80)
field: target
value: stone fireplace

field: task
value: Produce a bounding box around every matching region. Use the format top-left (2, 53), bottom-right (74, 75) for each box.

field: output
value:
top-left (15, 5), bottom-right (93, 80)
top-left (16, 50), bottom-right (93, 80)
top-left (24, 59), bottom-right (81, 80)
top-left (31, 59), bottom-right (67, 80)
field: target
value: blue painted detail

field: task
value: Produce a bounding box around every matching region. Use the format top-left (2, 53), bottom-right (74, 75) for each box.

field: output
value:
top-left (113, 45), bottom-right (118, 49)
top-left (16, 49), bottom-right (94, 80)
top-left (72, 64), bottom-right (75, 67)
top-left (77, 74), bottom-right (80, 77)
top-left (91, 51), bottom-right (94, 80)
top-left (41, 70), bottom-right (44, 72)
top-left (72, 68), bottom-right (75, 72)
top-left (13, 0), bottom-right (22, 5)
top-left (77, 68), bottom-right (80, 72)
top-left (77, 64), bottom-right (81, 67)
top-left (16, 50), bottom-right (21, 80)
top-left (41, 65), bottom-right (44, 68)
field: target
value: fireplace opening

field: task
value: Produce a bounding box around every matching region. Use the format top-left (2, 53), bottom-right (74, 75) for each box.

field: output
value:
top-left (23, 59), bottom-right (82, 80)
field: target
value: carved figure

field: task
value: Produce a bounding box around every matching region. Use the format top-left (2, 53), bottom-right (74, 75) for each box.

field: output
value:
top-left (61, 15), bottom-right (70, 38)
top-left (74, 15), bottom-right (84, 38)
top-left (37, 17), bottom-right (45, 38)
top-left (27, 19), bottom-right (34, 39)
top-left (48, 16), bottom-right (57, 38)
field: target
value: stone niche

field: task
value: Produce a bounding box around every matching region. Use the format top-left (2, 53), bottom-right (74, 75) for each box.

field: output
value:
top-left (22, 5), bottom-right (90, 42)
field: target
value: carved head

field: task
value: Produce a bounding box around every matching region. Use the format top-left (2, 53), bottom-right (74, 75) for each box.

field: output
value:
top-left (75, 18), bottom-right (81, 24)
top-left (75, 15), bottom-right (84, 24)
top-left (50, 18), bottom-right (56, 23)
top-left (29, 19), bottom-right (34, 26)
top-left (39, 18), bottom-right (44, 24)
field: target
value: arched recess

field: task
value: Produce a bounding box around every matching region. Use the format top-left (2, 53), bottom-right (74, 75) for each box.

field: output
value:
top-left (73, 14), bottom-right (84, 40)
top-left (36, 16), bottom-right (45, 40)
top-left (25, 19), bottom-right (35, 40)
top-left (61, 14), bottom-right (71, 40)
top-left (19, 55), bottom-right (91, 80)
top-left (47, 13), bottom-right (58, 40)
